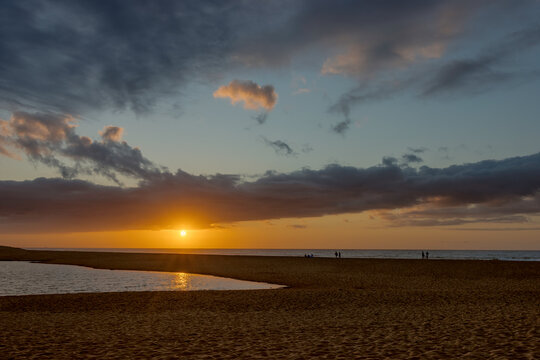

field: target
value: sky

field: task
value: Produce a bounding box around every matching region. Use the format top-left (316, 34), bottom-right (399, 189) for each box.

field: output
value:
top-left (1, 0), bottom-right (540, 250)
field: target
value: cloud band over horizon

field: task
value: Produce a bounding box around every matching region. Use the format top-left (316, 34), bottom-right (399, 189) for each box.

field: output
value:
top-left (1, 150), bottom-right (539, 233)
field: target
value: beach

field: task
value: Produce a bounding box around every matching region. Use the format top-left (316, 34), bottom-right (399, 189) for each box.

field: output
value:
top-left (1, 247), bottom-right (539, 359)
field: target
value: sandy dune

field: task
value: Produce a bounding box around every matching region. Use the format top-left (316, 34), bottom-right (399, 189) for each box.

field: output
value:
top-left (0, 247), bottom-right (538, 359)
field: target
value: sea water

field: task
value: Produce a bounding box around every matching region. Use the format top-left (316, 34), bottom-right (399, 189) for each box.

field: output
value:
top-left (0, 261), bottom-right (283, 296)
top-left (30, 248), bottom-right (540, 261)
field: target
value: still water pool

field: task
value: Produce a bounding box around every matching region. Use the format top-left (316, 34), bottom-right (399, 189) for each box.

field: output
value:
top-left (0, 261), bottom-right (283, 296)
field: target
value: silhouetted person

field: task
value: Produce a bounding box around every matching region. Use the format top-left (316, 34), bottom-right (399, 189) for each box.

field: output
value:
top-left (426, 251), bottom-right (429, 259)
top-left (338, 251), bottom-right (341, 258)
top-left (335, 251), bottom-right (338, 258)
top-left (422, 251), bottom-right (425, 259)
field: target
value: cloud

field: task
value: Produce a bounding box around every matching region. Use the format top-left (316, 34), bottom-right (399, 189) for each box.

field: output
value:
top-left (328, 77), bottom-right (415, 133)
top-left (235, 0), bottom-right (481, 74)
top-left (332, 119), bottom-right (351, 135)
top-left (253, 113), bottom-right (269, 125)
top-left (0, 0), bottom-right (244, 114)
top-left (262, 137), bottom-right (295, 156)
top-left (2, 0), bottom-right (537, 119)
top-left (288, 224), bottom-right (307, 229)
top-left (379, 213), bottom-right (530, 227)
top-left (450, 227), bottom-right (540, 231)
top-left (422, 25), bottom-right (540, 96)
top-left (401, 153), bottom-right (423, 165)
top-left (382, 157), bottom-right (398, 167)
top-left (381, 153), bottom-right (424, 168)
top-left (422, 58), bottom-right (509, 96)
top-left (0, 112), bottom-right (163, 184)
top-left (321, 41), bottom-right (446, 77)
top-left (0, 119), bottom-right (21, 159)
top-left (1, 152), bottom-right (540, 233)
top-left (99, 126), bottom-right (124, 142)
top-left (408, 147), bottom-right (428, 154)
top-left (325, 17), bottom-right (540, 133)
top-left (373, 194), bottom-right (540, 227)
top-left (0, 144), bottom-right (19, 159)
top-left (214, 80), bottom-right (278, 111)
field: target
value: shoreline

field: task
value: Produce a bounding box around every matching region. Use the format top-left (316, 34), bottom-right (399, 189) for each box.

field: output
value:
top-left (3, 246), bottom-right (539, 287)
top-left (19, 246), bottom-right (540, 262)
top-left (1, 246), bottom-right (539, 358)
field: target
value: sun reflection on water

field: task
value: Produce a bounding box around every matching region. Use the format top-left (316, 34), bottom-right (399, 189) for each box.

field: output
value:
top-left (173, 272), bottom-right (189, 290)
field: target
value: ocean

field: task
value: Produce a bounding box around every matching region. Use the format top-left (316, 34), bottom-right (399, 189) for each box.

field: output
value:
top-left (28, 248), bottom-right (540, 261)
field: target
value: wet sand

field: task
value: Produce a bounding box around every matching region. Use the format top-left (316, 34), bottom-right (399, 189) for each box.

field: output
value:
top-left (1, 246), bottom-right (539, 359)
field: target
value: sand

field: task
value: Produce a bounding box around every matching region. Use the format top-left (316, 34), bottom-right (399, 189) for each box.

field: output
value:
top-left (0, 247), bottom-right (539, 359)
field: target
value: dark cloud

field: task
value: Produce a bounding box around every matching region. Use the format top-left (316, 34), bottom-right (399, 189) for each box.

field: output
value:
top-left (236, 0), bottom-right (479, 72)
top-left (262, 137), bottom-right (295, 156)
top-left (423, 25), bottom-right (540, 96)
top-left (408, 147), bottom-right (428, 154)
top-left (450, 227), bottom-right (540, 231)
top-left (328, 78), bottom-right (415, 133)
top-left (0, 112), bottom-right (163, 184)
top-left (378, 212), bottom-right (530, 227)
top-left (2, 0), bottom-right (538, 120)
top-left (1, 152), bottom-right (540, 233)
top-left (0, 0), bottom-right (240, 114)
top-left (325, 16), bottom-right (540, 132)
top-left (332, 119), bottom-right (351, 135)
top-left (382, 157), bottom-right (398, 167)
top-left (422, 58), bottom-right (509, 96)
top-left (382, 153), bottom-right (423, 167)
top-left (375, 193), bottom-right (540, 227)
top-left (253, 113), bottom-right (269, 125)
top-left (328, 24), bottom-right (540, 131)
top-left (401, 153), bottom-right (423, 165)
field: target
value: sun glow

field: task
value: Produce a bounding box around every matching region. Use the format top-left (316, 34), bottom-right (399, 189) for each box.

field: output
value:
top-left (180, 230), bottom-right (187, 237)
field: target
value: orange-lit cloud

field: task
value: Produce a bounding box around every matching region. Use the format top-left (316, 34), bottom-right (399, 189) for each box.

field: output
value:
top-left (322, 42), bottom-right (445, 76)
top-left (0, 111), bottom-right (76, 145)
top-left (320, 2), bottom-right (467, 77)
top-left (99, 126), bottom-right (124, 142)
top-left (214, 80), bottom-right (277, 111)
top-left (0, 137), bottom-right (19, 159)
top-left (0, 112), bottom-right (160, 184)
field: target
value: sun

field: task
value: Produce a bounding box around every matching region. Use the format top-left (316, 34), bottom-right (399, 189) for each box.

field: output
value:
top-left (179, 230), bottom-right (187, 237)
